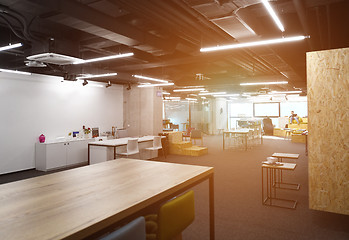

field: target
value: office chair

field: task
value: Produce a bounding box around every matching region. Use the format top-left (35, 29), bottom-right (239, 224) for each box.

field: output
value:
top-left (190, 129), bottom-right (203, 145)
top-left (145, 136), bottom-right (165, 159)
top-left (157, 190), bottom-right (195, 240)
top-left (117, 138), bottom-right (140, 158)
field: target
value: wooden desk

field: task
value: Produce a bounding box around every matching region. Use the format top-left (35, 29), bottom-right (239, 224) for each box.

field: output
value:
top-left (0, 159), bottom-right (215, 240)
top-left (262, 162), bottom-right (298, 209)
top-left (88, 136), bottom-right (161, 164)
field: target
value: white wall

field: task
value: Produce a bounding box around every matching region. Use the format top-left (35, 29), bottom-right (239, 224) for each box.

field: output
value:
top-left (0, 72), bottom-right (123, 174)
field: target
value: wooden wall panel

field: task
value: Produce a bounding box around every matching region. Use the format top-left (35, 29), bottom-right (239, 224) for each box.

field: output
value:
top-left (307, 47), bottom-right (349, 215)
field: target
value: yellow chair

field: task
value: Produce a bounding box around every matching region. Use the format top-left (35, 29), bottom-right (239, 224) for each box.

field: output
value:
top-left (157, 190), bottom-right (195, 240)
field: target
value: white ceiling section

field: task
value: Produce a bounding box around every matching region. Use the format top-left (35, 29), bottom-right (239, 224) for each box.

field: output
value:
top-left (0, 0), bottom-right (348, 99)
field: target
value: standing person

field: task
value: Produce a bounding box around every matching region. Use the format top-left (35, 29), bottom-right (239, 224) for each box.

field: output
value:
top-left (289, 111), bottom-right (300, 124)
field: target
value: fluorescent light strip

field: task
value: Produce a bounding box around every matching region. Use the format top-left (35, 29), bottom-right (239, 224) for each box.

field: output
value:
top-left (138, 83), bottom-right (174, 88)
top-left (261, 0), bottom-right (284, 32)
top-left (164, 96), bottom-right (180, 100)
top-left (240, 81), bottom-right (288, 86)
top-left (0, 43), bottom-right (22, 52)
top-left (162, 92), bottom-right (170, 95)
top-left (186, 98), bottom-right (197, 101)
top-left (77, 73), bottom-right (117, 79)
top-left (183, 85), bottom-right (204, 88)
top-left (0, 68), bottom-right (31, 75)
top-left (213, 94), bottom-right (240, 97)
top-left (200, 36), bottom-right (307, 52)
top-left (133, 75), bottom-right (169, 83)
top-left (73, 53), bottom-right (133, 65)
top-left (199, 92), bottom-right (226, 96)
top-left (173, 88), bottom-right (205, 92)
top-left (270, 90), bottom-right (302, 94)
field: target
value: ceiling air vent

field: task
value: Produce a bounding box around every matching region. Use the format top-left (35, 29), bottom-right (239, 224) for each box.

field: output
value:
top-left (26, 53), bottom-right (82, 65)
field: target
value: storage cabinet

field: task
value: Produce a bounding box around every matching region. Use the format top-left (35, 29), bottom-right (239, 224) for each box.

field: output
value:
top-left (36, 139), bottom-right (90, 171)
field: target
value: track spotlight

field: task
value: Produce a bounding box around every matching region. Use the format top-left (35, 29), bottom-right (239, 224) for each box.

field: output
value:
top-left (106, 81), bottom-right (112, 88)
top-left (270, 97), bottom-right (273, 101)
top-left (82, 79), bottom-right (88, 86)
top-left (126, 83), bottom-right (131, 90)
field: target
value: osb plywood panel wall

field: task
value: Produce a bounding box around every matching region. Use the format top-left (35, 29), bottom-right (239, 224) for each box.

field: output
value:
top-left (307, 47), bottom-right (349, 215)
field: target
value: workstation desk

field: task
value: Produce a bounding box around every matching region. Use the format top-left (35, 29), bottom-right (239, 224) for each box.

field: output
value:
top-left (88, 136), bottom-right (162, 164)
top-left (0, 159), bottom-right (215, 240)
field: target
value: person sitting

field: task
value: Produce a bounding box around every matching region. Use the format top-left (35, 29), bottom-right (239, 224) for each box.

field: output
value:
top-left (289, 111), bottom-right (300, 124)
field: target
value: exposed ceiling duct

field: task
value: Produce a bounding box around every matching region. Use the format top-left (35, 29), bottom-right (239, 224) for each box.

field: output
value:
top-left (0, 0), bottom-right (348, 94)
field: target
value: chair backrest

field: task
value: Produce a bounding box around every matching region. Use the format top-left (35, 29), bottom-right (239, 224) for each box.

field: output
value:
top-left (127, 138), bottom-right (139, 153)
top-left (117, 129), bottom-right (129, 138)
top-left (157, 190), bottom-right (195, 240)
top-left (190, 129), bottom-right (202, 139)
top-left (153, 136), bottom-right (162, 148)
top-left (100, 216), bottom-right (146, 240)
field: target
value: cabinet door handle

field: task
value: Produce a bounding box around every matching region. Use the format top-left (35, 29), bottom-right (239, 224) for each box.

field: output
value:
top-left (67, 143), bottom-right (69, 145)
top-left (64, 143), bottom-right (66, 145)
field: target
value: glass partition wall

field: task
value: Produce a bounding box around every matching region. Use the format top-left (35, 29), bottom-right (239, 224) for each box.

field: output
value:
top-left (163, 99), bottom-right (213, 134)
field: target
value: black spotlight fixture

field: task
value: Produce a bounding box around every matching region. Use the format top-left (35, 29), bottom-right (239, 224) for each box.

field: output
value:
top-left (82, 79), bottom-right (88, 86)
top-left (106, 81), bottom-right (112, 88)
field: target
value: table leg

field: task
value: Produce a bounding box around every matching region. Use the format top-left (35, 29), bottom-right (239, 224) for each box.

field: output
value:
top-left (209, 174), bottom-right (215, 240)
top-left (114, 147), bottom-right (116, 159)
top-left (88, 144), bottom-right (90, 165)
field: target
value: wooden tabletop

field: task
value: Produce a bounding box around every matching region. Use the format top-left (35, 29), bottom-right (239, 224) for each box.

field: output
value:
top-left (89, 136), bottom-right (161, 147)
top-left (262, 162), bottom-right (297, 170)
top-left (0, 159), bottom-right (213, 240)
top-left (272, 153), bottom-right (300, 159)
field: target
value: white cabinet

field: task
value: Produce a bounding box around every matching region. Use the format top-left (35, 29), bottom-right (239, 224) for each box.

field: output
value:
top-left (36, 139), bottom-right (90, 171)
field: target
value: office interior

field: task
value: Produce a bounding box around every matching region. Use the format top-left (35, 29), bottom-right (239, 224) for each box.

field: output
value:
top-left (0, 0), bottom-right (348, 239)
